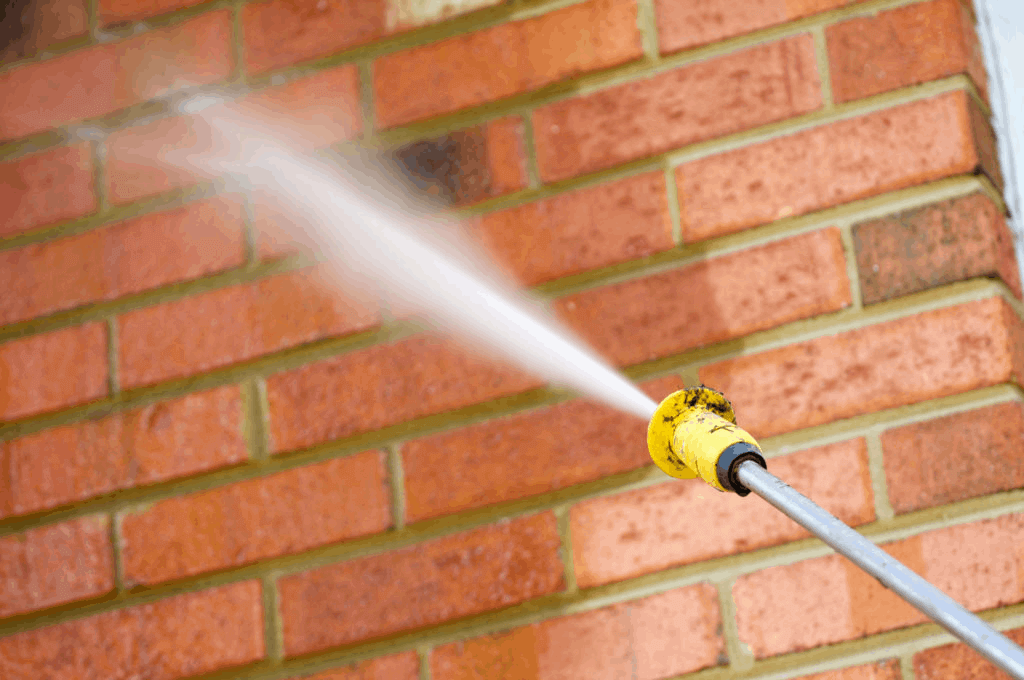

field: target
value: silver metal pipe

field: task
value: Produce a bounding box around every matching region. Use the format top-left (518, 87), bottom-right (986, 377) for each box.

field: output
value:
top-left (736, 460), bottom-right (1024, 679)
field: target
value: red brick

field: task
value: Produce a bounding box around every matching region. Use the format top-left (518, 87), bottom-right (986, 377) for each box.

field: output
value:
top-left (265, 333), bottom-right (540, 453)
top-left (0, 516), bottom-right (113, 618)
top-left (676, 91), bottom-right (994, 242)
top-left (431, 585), bottom-right (723, 680)
top-left (98, 0), bottom-right (208, 24)
top-left (1, 0), bottom-right (88, 63)
top-left (855, 193), bottom-right (1021, 304)
top-left (827, 0), bottom-right (987, 104)
top-left (571, 439), bottom-right (874, 588)
top-left (403, 376), bottom-right (682, 523)
top-left (655, 0), bottom-right (857, 54)
top-left (278, 512), bottom-right (564, 655)
top-left (471, 172), bottom-right (673, 286)
top-left (0, 12), bottom-right (233, 140)
top-left (0, 196), bottom-right (246, 325)
top-left (242, 0), bottom-right (502, 75)
top-left (0, 144), bottom-right (95, 238)
top-left (374, 0), bottom-right (643, 128)
top-left (794, 661), bottom-right (902, 680)
top-left (0, 323), bottom-right (107, 421)
top-left (120, 450), bottom-right (391, 585)
top-left (700, 297), bottom-right (1024, 439)
top-left (882, 401), bottom-right (1024, 514)
top-left (0, 581), bottom-right (264, 679)
top-left (0, 385), bottom-right (246, 519)
top-left (289, 652), bottom-right (420, 680)
top-left (533, 35), bottom-right (821, 182)
top-left (734, 513), bottom-right (1024, 658)
top-left (914, 627), bottom-right (1024, 679)
top-left (556, 228), bottom-right (850, 367)
top-left (117, 267), bottom-right (378, 389)
top-left (105, 116), bottom-right (200, 204)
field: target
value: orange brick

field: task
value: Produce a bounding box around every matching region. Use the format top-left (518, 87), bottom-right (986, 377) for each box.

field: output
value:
top-left (0, 323), bottom-right (107, 421)
top-left (0, 144), bottom-right (95, 238)
top-left (882, 402), bottom-right (1024, 514)
top-left (120, 451), bottom-right (391, 585)
top-left (794, 661), bottom-right (902, 680)
top-left (98, 0), bottom-right (208, 24)
top-left (402, 376), bottom-right (682, 523)
top-left (2, 0), bottom-right (88, 63)
top-left (278, 512), bottom-right (564, 655)
top-left (0, 581), bottom-right (263, 679)
top-left (533, 35), bottom-right (821, 182)
top-left (914, 627), bottom-right (1024, 679)
top-left (117, 267), bottom-right (379, 389)
top-left (700, 297), bottom-right (1024, 438)
top-left (571, 439), bottom-right (874, 587)
top-left (374, 0), bottom-right (643, 128)
top-left (431, 585), bottom-right (724, 680)
top-left (827, 0), bottom-right (987, 104)
top-left (265, 334), bottom-right (540, 453)
top-left (853, 193), bottom-right (1021, 305)
top-left (734, 513), bottom-right (1024, 658)
top-left (0, 385), bottom-right (246, 519)
top-left (0, 516), bottom-right (113, 618)
top-left (676, 91), bottom-right (995, 243)
top-left (556, 228), bottom-right (850, 367)
top-left (472, 172), bottom-right (673, 285)
top-left (0, 196), bottom-right (246, 325)
top-left (289, 652), bottom-right (420, 680)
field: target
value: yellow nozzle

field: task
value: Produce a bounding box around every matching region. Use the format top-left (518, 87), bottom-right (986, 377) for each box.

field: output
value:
top-left (647, 387), bottom-right (766, 495)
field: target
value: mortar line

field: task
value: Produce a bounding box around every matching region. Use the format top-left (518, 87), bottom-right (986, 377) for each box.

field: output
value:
top-left (261, 574), bottom-right (284, 661)
top-left (810, 25), bottom-right (834, 109)
top-left (387, 445), bottom-right (407, 531)
top-left (105, 317), bottom-right (120, 397)
top-left (230, 0), bottom-right (248, 86)
top-left (241, 379), bottom-right (270, 461)
top-left (838, 224), bottom-right (864, 311)
top-left (87, 0), bottom-right (99, 40)
top-left (91, 136), bottom-right (111, 216)
top-left (899, 653), bottom-right (918, 680)
top-left (109, 512), bottom-right (125, 592)
top-left (635, 0), bottom-right (661, 62)
top-left (554, 504), bottom-right (578, 593)
top-left (418, 645), bottom-right (432, 680)
top-left (241, 192), bottom-right (261, 268)
top-left (357, 60), bottom-right (376, 140)
top-left (715, 579), bottom-right (754, 672)
top-left (663, 164), bottom-right (683, 245)
top-left (520, 113), bottom-right (542, 190)
top-left (864, 430), bottom-right (896, 523)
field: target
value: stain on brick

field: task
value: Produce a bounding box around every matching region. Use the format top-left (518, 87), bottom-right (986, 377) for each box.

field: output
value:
top-left (914, 626), bottom-right (1024, 679)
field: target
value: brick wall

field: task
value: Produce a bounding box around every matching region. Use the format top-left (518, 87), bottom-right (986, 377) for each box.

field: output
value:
top-left (1, 0), bottom-right (1023, 679)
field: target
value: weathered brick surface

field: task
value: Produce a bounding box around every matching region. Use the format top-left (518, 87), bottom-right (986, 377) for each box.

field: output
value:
top-left (0, 581), bottom-right (264, 680)
top-left (471, 171), bottom-right (674, 285)
top-left (98, 0), bottom-right (208, 24)
top-left (278, 512), bottom-right (564, 655)
top-left (430, 584), bottom-right (724, 679)
top-left (120, 450), bottom-right (391, 585)
top-left (0, 385), bottom-right (246, 519)
top-left (914, 626), bottom-right (1024, 679)
top-left (0, 144), bottom-right (95, 238)
top-left (265, 334), bottom-right (540, 453)
top-left (794, 661), bottom-right (902, 680)
top-left (1, 0), bottom-right (88, 63)
top-left (0, 516), bottom-right (113, 618)
top-left (0, 323), bottom-right (107, 421)
top-left (556, 228), bottom-right (850, 366)
top-left (289, 652), bottom-right (420, 680)
top-left (571, 439), bottom-right (874, 587)
top-left (402, 376), bottom-right (682, 523)
top-left (827, 0), bottom-right (988, 104)
top-left (853, 192), bottom-right (1021, 304)
top-left (533, 35), bottom-right (821, 182)
top-left (374, 0), bottom-right (643, 128)
top-left (734, 513), bottom-right (1024, 658)
top-left (700, 297), bottom-right (1024, 438)
top-left (117, 268), bottom-right (379, 389)
top-left (676, 91), bottom-right (995, 242)
top-left (882, 401), bottom-right (1024, 514)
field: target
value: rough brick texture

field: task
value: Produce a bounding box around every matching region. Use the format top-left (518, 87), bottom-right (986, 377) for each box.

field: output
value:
top-left (289, 652), bottom-right (420, 680)
top-left (374, 0), bottom-right (643, 128)
top-left (734, 513), bottom-right (1024, 658)
top-left (98, 0), bottom-right (209, 24)
top-left (853, 192), bottom-right (1021, 304)
top-left (0, 516), bottom-right (113, 618)
top-left (117, 267), bottom-right (379, 389)
top-left (1, 0), bottom-right (88, 64)
top-left (0, 581), bottom-right (264, 679)
top-left (0, 144), bottom-right (95, 238)
top-left (0, 323), bottom-right (107, 421)
top-left (278, 512), bottom-right (564, 655)
top-left (402, 376), bottom-right (682, 523)
top-left (914, 626), bottom-right (1024, 679)
top-left (557, 228), bottom-right (850, 366)
top-left (676, 91), bottom-right (997, 242)
top-left (827, 0), bottom-right (988, 104)
top-left (795, 661), bottom-right (902, 680)
top-left (430, 584), bottom-right (724, 680)
top-left (0, 385), bottom-right (245, 519)
top-left (534, 35), bottom-right (821, 183)
top-left (882, 401), bottom-right (1024, 514)
top-left (120, 450), bottom-right (391, 585)
top-left (266, 334), bottom-right (540, 453)
top-left (700, 297), bottom-right (1024, 438)
top-left (0, 195), bottom-right (246, 325)
top-left (571, 439), bottom-right (874, 587)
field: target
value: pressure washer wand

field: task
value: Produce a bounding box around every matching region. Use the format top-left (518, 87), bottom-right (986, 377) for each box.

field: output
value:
top-left (648, 388), bottom-right (1024, 679)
